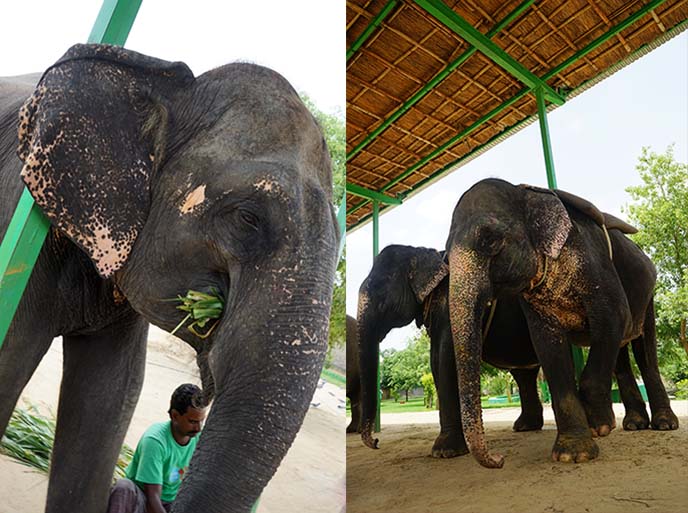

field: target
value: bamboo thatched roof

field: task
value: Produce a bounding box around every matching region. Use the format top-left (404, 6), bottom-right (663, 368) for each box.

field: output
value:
top-left (346, 0), bottom-right (688, 230)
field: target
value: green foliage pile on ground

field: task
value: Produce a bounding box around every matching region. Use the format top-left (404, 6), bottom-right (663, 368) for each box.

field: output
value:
top-left (0, 404), bottom-right (132, 480)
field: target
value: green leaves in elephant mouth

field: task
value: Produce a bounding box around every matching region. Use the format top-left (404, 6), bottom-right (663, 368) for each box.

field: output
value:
top-left (166, 289), bottom-right (225, 339)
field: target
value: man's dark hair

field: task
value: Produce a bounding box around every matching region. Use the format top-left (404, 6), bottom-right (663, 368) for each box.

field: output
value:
top-left (168, 383), bottom-right (205, 415)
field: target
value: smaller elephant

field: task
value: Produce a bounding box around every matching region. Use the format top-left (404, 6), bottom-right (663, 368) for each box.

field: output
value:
top-left (346, 315), bottom-right (362, 433)
top-left (356, 245), bottom-right (544, 458)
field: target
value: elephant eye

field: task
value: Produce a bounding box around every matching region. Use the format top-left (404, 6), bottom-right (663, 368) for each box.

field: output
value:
top-left (237, 208), bottom-right (260, 230)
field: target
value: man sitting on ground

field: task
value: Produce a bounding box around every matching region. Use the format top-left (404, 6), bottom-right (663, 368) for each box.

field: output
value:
top-left (107, 383), bottom-right (207, 513)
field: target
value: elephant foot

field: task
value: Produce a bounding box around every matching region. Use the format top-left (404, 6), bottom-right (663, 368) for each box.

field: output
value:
top-left (622, 409), bottom-right (650, 431)
top-left (589, 416), bottom-right (616, 438)
top-left (583, 401), bottom-right (616, 438)
top-left (431, 431), bottom-right (469, 458)
top-left (551, 432), bottom-right (599, 463)
top-left (651, 408), bottom-right (679, 431)
top-left (513, 412), bottom-right (543, 432)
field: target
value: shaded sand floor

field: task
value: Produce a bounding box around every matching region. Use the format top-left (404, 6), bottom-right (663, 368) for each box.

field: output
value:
top-left (347, 401), bottom-right (688, 513)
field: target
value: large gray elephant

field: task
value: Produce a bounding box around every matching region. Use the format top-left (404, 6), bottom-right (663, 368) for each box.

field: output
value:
top-left (443, 178), bottom-right (678, 468)
top-left (0, 44), bottom-right (337, 513)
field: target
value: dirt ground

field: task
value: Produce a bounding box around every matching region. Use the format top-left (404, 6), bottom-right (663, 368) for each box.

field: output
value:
top-left (0, 327), bottom-right (345, 513)
top-left (347, 402), bottom-right (688, 513)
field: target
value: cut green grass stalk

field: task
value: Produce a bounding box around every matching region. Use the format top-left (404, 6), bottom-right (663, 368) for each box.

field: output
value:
top-left (0, 404), bottom-right (133, 480)
top-left (166, 289), bottom-right (225, 338)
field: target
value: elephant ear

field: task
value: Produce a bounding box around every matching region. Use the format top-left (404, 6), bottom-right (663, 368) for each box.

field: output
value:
top-left (408, 248), bottom-right (448, 303)
top-left (520, 185), bottom-right (572, 259)
top-left (17, 44), bottom-right (193, 278)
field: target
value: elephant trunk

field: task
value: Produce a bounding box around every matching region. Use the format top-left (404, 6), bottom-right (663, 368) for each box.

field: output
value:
top-left (172, 249), bottom-right (336, 512)
top-left (357, 288), bottom-right (380, 449)
top-left (448, 247), bottom-right (504, 469)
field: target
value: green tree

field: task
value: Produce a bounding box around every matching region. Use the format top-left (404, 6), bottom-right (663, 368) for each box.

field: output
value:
top-left (380, 330), bottom-right (431, 401)
top-left (300, 95), bottom-right (345, 357)
top-left (625, 145), bottom-right (688, 381)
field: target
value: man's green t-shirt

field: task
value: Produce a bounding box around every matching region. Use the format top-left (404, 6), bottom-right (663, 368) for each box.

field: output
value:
top-left (125, 420), bottom-right (199, 502)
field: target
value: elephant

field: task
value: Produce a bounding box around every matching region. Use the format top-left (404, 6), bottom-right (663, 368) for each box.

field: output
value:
top-left (0, 44), bottom-right (338, 513)
top-left (346, 314), bottom-right (362, 433)
top-left (443, 178), bottom-right (679, 468)
top-left (356, 244), bottom-right (544, 458)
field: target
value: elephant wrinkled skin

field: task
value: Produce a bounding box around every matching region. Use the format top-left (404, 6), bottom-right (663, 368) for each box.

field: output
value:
top-left (0, 44), bottom-right (337, 513)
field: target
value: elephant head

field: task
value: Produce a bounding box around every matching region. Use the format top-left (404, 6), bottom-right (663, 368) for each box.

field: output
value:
top-left (17, 44), bottom-right (338, 511)
top-left (356, 245), bottom-right (447, 449)
top-left (445, 179), bottom-right (571, 468)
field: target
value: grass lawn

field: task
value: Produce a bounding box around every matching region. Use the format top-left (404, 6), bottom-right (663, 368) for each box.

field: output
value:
top-left (346, 396), bottom-right (527, 416)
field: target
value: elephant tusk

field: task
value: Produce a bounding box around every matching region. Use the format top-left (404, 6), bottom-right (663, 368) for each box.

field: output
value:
top-left (602, 224), bottom-right (613, 260)
top-left (482, 299), bottom-right (498, 342)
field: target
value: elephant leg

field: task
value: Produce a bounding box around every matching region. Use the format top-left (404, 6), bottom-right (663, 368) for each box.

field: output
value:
top-left (615, 343), bottom-right (650, 430)
top-left (520, 301), bottom-right (597, 463)
top-left (347, 387), bottom-right (361, 434)
top-left (0, 313), bottom-right (55, 438)
top-left (511, 368), bottom-right (543, 431)
top-left (46, 312), bottom-right (148, 513)
top-left (631, 304), bottom-right (678, 430)
top-left (431, 329), bottom-right (468, 458)
top-left (578, 313), bottom-right (623, 437)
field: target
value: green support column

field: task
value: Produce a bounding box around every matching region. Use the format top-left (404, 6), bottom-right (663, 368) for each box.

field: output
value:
top-left (536, 87), bottom-right (557, 190)
top-left (372, 200), bottom-right (381, 432)
top-left (535, 87), bottom-right (585, 378)
top-left (0, 0), bottom-right (144, 347)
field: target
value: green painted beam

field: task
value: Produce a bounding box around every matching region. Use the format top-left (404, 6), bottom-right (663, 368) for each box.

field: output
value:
top-left (346, 0), bottom-right (398, 61)
top-left (0, 191), bottom-right (52, 341)
top-left (535, 87), bottom-right (557, 189)
top-left (347, 0), bottom-right (535, 161)
top-left (0, 0), bottom-right (143, 347)
top-left (414, 0), bottom-right (565, 106)
top-left (347, 183), bottom-right (402, 205)
top-left (87, 0), bottom-right (143, 45)
top-left (346, 0), bottom-right (672, 222)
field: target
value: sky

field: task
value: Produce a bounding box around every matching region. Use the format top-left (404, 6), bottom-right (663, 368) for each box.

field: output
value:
top-left (346, 31), bottom-right (688, 351)
top-left (0, 1), bottom-right (345, 114)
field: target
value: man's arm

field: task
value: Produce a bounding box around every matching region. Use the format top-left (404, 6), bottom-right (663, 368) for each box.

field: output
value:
top-left (143, 484), bottom-right (167, 513)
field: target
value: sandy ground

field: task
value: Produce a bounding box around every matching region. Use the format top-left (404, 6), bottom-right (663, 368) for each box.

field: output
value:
top-left (347, 401), bottom-right (688, 513)
top-left (0, 327), bottom-right (346, 513)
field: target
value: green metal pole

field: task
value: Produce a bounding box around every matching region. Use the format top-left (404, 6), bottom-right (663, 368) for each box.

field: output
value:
top-left (535, 87), bottom-right (557, 190)
top-left (535, 88), bottom-right (585, 377)
top-left (0, 0), bottom-right (143, 347)
top-left (372, 200), bottom-right (381, 432)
